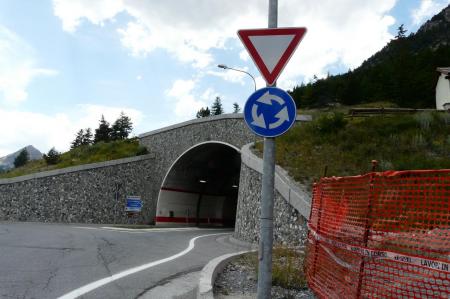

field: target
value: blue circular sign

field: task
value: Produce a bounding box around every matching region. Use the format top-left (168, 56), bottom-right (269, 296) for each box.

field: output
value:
top-left (243, 87), bottom-right (297, 137)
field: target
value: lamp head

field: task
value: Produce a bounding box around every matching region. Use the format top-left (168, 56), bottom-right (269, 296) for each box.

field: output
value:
top-left (217, 64), bottom-right (228, 69)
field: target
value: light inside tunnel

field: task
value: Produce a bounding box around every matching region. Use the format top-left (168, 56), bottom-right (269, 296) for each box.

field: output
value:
top-left (156, 142), bottom-right (241, 227)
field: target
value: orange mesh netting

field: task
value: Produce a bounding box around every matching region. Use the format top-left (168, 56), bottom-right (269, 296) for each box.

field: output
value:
top-left (305, 170), bottom-right (450, 299)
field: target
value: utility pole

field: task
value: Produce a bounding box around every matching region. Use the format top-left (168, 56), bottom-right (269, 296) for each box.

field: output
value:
top-left (256, 0), bottom-right (277, 298)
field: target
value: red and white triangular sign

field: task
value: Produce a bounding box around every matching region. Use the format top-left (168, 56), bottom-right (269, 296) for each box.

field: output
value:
top-left (238, 27), bottom-right (307, 86)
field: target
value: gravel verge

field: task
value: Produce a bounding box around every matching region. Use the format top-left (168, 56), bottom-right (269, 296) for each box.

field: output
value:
top-left (214, 253), bottom-right (316, 299)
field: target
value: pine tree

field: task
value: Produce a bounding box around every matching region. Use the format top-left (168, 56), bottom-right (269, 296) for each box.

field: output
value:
top-left (82, 128), bottom-right (93, 145)
top-left (14, 149), bottom-right (29, 168)
top-left (233, 102), bottom-right (241, 113)
top-left (94, 115), bottom-right (112, 143)
top-left (211, 97), bottom-right (224, 115)
top-left (111, 112), bottom-right (133, 140)
top-left (71, 129), bottom-right (84, 149)
top-left (43, 148), bottom-right (61, 165)
top-left (395, 24), bottom-right (407, 39)
top-left (196, 107), bottom-right (211, 118)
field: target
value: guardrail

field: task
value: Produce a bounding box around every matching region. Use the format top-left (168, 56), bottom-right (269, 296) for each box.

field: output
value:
top-left (348, 107), bottom-right (438, 117)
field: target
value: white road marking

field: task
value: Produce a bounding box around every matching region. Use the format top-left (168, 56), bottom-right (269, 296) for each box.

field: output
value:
top-left (57, 232), bottom-right (230, 299)
top-left (101, 226), bottom-right (202, 232)
top-left (73, 226), bottom-right (206, 233)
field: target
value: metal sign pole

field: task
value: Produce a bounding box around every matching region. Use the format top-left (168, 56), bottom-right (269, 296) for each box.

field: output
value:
top-left (257, 0), bottom-right (277, 298)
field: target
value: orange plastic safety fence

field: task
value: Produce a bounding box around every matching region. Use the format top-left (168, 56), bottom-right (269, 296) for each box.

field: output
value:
top-left (306, 170), bottom-right (450, 299)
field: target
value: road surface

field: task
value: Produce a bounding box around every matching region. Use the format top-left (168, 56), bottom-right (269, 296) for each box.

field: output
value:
top-left (0, 222), bottom-right (245, 298)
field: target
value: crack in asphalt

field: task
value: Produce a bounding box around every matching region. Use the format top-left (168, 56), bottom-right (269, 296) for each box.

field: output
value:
top-left (95, 236), bottom-right (126, 298)
top-left (96, 237), bottom-right (116, 276)
top-left (43, 267), bottom-right (59, 291)
top-left (134, 266), bottom-right (204, 299)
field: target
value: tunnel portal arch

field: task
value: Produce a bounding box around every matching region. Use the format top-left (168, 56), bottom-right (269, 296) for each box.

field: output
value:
top-left (155, 141), bottom-right (241, 227)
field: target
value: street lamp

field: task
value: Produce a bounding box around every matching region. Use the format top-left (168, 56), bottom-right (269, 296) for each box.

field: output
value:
top-left (217, 64), bottom-right (257, 91)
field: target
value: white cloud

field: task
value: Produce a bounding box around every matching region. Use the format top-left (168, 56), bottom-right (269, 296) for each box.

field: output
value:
top-left (136, 75), bottom-right (143, 80)
top-left (165, 79), bottom-right (207, 118)
top-left (200, 88), bottom-right (218, 101)
top-left (208, 69), bottom-right (246, 85)
top-left (239, 50), bottom-right (249, 61)
top-left (52, 0), bottom-right (264, 68)
top-left (52, 0), bottom-right (399, 85)
top-left (411, 0), bottom-right (449, 25)
top-left (52, 0), bottom-right (124, 33)
top-left (277, 0), bottom-right (397, 84)
top-left (0, 105), bottom-right (143, 156)
top-left (76, 104), bottom-right (143, 131)
top-left (0, 25), bottom-right (57, 105)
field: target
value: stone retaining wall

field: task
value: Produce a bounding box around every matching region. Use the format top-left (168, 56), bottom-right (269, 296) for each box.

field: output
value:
top-left (234, 144), bottom-right (311, 247)
top-left (0, 155), bottom-right (156, 224)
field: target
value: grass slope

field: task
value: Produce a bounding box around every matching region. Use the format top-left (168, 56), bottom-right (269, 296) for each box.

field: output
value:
top-left (0, 138), bottom-right (148, 179)
top-left (257, 111), bottom-right (450, 188)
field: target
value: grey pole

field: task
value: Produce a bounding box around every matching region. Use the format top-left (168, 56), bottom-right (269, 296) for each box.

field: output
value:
top-left (257, 0), bottom-right (277, 298)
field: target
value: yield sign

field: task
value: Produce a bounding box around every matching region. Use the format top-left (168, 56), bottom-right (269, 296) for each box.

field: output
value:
top-left (238, 28), bottom-right (307, 86)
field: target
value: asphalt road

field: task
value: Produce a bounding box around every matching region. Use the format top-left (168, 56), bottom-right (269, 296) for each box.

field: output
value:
top-left (0, 222), bottom-right (246, 299)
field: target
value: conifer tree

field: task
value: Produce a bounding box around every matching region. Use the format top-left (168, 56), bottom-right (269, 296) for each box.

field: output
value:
top-left (211, 97), bottom-right (224, 115)
top-left (395, 24), bottom-right (407, 39)
top-left (82, 128), bottom-right (93, 145)
top-left (14, 149), bottom-right (29, 168)
top-left (111, 112), bottom-right (133, 140)
top-left (43, 148), bottom-right (61, 165)
top-left (196, 107), bottom-right (211, 118)
top-left (94, 115), bottom-right (112, 143)
top-left (71, 129), bottom-right (84, 149)
top-left (233, 102), bottom-right (240, 113)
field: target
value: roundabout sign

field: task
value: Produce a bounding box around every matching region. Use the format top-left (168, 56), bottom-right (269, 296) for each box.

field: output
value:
top-left (243, 87), bottom-right (297, 137)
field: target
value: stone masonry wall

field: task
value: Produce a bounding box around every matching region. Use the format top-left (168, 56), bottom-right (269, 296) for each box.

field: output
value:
top-left (234, 163), bottom-right (308, 247)
top-left (139, 114), bottom-right (258, 209)
top-left (0, 155), bottom-right (157, 224)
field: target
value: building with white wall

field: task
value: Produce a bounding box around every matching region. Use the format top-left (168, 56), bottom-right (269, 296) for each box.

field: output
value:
top-left (436, 67), bottom-right (450, 110)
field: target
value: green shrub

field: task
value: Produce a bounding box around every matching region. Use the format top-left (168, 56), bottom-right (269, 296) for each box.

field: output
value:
top-left (0, 138), bottom-right (147, 178)
top-left (314, 112), bottom-right (347, 134)
top-left (43, 148), bottom-right (61, 165)
top-left (267, 112), bottom-right (450, 188)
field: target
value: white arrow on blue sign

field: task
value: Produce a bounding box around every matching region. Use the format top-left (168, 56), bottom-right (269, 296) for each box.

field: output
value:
top-left (126, 196), bottom-right (142, 212)
top-left (244, 87), bottom-right (297, 137)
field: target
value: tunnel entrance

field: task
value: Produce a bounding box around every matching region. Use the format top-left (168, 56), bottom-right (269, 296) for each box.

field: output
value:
top-left (155, 142), bottom-right (241, 227)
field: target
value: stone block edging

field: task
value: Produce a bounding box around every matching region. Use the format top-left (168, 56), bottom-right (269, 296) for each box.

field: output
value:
top-left (139, 114), bottom-right (312, 138)
top-left (240, 143), bottom-right (311, 220)
top-left (198, 250), bottom-right (256, 299)
top-left (0, 154), bottom-right (154, 185)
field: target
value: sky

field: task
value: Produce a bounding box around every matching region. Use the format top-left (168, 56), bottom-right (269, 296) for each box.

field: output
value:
top-left (0, 0), bottom-right (449, 156)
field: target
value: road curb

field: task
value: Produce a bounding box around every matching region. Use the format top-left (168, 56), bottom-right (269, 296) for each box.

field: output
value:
top-left (198, 250), bottom-right (256, 299)
top-left (228, 235), bottom-right (258, 250)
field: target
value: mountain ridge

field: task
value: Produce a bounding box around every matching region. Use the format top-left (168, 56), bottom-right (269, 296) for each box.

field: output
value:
top-left (0, 145), bottom-right (42, 171)
top-left (290, 4), bottom-right (450, 108)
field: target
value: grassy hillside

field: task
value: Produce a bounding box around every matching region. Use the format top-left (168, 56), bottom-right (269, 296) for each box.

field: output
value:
top-left (256, 111), bottom-right (450, 188)
top-left (0, 138), bottom-right (148, 179)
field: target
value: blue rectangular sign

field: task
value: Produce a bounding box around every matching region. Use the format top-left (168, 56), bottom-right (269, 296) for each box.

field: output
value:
top-left (125, 196), bottom-right (142, 212)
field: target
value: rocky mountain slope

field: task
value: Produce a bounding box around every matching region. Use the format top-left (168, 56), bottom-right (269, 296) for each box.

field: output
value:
top-left (290, 4), bottom-right (450, 108)
top-left (0, 145), bottom-right (42, 170)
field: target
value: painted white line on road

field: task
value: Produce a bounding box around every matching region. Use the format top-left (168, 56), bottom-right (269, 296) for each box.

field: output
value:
top-left (57, 232), bottom-right (230, 299)
top-left (73, 226), bottom-right (208, 234)
top-left (101, 226), bottom-right (202, 232)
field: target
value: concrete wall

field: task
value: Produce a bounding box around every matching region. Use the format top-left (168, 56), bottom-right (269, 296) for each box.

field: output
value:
top-left (156, 189), bottom-right (226, 225)
top-left (0, 155), bottom-right (157, 224)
